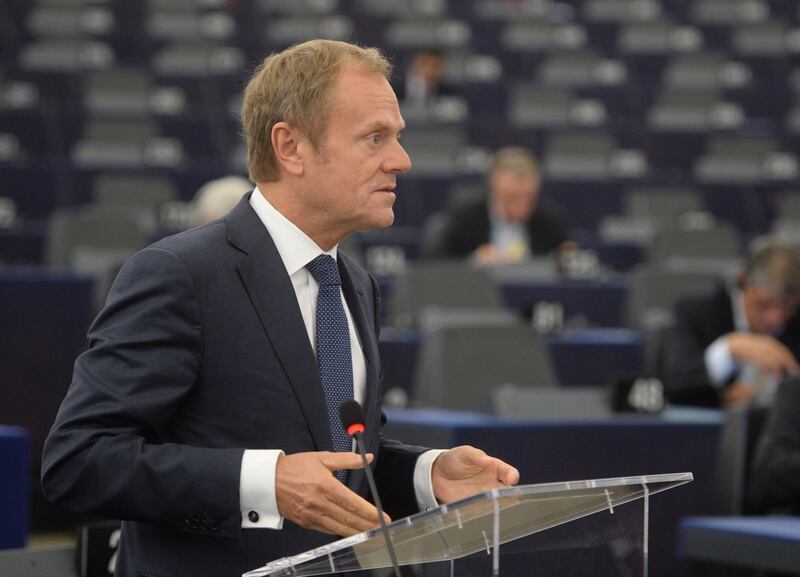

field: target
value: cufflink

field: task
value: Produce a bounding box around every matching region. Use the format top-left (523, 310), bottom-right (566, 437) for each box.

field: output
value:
top-left (248, 510), bottom-right (259, 523)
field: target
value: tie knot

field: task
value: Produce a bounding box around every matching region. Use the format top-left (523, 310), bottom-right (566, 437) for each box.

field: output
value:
top-left (306, 254), bottom-right (341, 286)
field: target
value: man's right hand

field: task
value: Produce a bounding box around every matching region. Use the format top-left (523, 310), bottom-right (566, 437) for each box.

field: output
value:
top-left (726, 332), bottom-right (800, 377)
top-left (275, 451), bottom-right (390, 536)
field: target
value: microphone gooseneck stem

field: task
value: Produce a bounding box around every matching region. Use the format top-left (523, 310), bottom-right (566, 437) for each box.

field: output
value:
top-left (354, 432), bottom-right (402, 577)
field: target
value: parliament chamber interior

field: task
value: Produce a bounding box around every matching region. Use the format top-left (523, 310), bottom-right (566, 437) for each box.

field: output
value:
top-left (2, 0), bottom-right (800, 576)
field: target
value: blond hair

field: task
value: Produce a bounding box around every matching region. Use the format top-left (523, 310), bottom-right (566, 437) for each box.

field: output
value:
top-left (491, 147), bottom-right (540, 178)
top-left (241, 39), bottom-right (392, 183)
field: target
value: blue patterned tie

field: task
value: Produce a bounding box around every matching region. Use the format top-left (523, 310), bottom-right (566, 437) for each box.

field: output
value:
top-left (306, 255), bottom-right (353, 483)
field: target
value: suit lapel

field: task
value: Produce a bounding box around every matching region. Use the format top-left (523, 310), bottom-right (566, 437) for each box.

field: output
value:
top-left (226, 197), bottom-right (331, 452)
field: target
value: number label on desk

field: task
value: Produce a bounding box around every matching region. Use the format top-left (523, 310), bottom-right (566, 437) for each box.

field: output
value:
top-left (531, 301), bottom-right (565, 334)
top-left (365, 245), bottom-right (406, 276)
top-left (79, 521), bottom-right (122, 577)
top-left (559, 249), bottom-right (601, 280)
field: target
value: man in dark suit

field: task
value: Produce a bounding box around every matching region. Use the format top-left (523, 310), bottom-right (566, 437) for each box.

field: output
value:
top-left (664, 241), bottom-right (800, 407)
top-left (436, 147), bottom-right (573, 264)
top-left (41, 40), bottom-right (518, 577)
top-left (748, 375), bottom-right (800, 514)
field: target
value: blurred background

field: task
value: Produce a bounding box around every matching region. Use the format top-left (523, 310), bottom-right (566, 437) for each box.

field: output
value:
top-left (3, 0), bottom-right (800, 575)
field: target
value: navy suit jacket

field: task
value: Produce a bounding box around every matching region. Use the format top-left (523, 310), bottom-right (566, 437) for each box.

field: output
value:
top-left (438, 198), bottom-right (570, 258)
top-left (42, 195), bottom-right (426, 577)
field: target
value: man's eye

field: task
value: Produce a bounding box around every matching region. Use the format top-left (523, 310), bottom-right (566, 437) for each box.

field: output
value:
top-left (370, 134), bottom-right (381, 144)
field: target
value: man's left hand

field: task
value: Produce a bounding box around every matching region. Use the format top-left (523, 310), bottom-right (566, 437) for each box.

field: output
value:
top-left (431, 445), bottom-right (520, 504)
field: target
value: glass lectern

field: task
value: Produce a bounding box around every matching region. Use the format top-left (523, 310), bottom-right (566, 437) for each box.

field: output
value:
top-left (244, 472), bottom-right (692, 577)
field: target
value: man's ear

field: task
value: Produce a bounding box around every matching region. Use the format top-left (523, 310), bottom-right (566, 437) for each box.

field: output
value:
top-left (272, 122), bottom-right (305, 177)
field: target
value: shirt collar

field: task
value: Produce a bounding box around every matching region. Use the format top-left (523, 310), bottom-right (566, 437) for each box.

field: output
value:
top-left (249, 187), bottom-right (336, 277)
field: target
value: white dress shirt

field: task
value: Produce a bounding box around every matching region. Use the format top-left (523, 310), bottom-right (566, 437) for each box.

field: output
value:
top-left (704, 287), bottom-right (778, 405)
top-left (240, 189), bottom-right (443, 529)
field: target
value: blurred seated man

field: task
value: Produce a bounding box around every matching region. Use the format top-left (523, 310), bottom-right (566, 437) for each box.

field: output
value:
top-left (395, 48), bottom-right (455, 108)
top-left (437, 147), bottom-right (573, 264)
top-left (664, 240), bottom-right (800, 408)
top-left (748, 375), bottom-right (800, 514)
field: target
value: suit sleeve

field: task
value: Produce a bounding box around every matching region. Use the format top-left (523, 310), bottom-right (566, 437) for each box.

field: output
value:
top-left (41, 247), bottom-right (244, 539)
top-left (663, 297), bottom-right (723, 407)
top-left (748, 377), bottom-right (800, 514)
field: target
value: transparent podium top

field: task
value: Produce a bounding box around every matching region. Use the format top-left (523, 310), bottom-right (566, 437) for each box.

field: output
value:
top-left (244, 472), bottom-right (693, 577)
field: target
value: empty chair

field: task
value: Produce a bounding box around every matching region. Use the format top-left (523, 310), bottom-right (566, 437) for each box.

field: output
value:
top-left (71, 119), bottom-right (184, 169)
top-left (386, 261), bottom-right (503, 328)
top-left (492, 384), bottom-right (611, 419)
top-left (383, 19), bottom-right (471, 49)
top-left (598, 215), bottom-right (660, 246)
top-left (146, 6), bottom-right (237, 42)
top-left (662, 53), bottom-right (752, 91)
top-left (694, 135), bottom-right (799, 184)
top-left (263, 15), bottom-right (353, 45)
top-left (92, 174), bottom-right (177, 220)
top-left (397, 128), bottom-right (465, 177)
top-left (537, 50), bottom-right (628, 88)
top-left (413, 311), bottom-right (557, 411)
top-left (352, 0), bottom-right (446, 18)
top-left (647, 90), bottom-right (744, 132)
top-left (543, 131), bottom-right (648, 181)
top-left (24, 4), bottom-right (115, 37)
top-left (732, 21), bottom-right (791, 57)
top-left (45, 204), bottom-right (153, 270)
top-left (649, 224), bottom-right (741, 263)
top-left (583, 0), bottom-right (662, 23)
top-left (46, 204), bottom-right (155, 310)
top-left (500, 22), bottom-right (587, 53)
top-left (508, 84), bottom-right (607, 129)
top-left (689, 0), bottom-right (770, 26)
top-left (256, 0), bottom-right (342, 15)
top-left (626, 264), bottom-right (725, 329)
top-left (83, 69), bottom-right (188, 117)
top-left (473, 0), bottom-right (552, 21)
top-left (777, 191), bottom-right (800, 219)
top-left (713, 405), bottom-right (771, 514)
top-left (624, 187), bottom-right (704, 220)
top-left (618, 20), bottom-right (703, 55)
top-left (151, 43), bottom-right (245, 77)
top-left (18, 39), bottom-right (116, 72)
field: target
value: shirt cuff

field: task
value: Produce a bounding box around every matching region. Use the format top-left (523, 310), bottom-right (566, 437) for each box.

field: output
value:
top-left (413, 449), bottom-right (448, 511)
top-left (705, 336), bottom-right (738, 387)
top-left (240, 449), bottom-right (284, 529)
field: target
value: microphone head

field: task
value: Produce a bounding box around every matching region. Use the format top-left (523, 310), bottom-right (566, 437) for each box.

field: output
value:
top-left (339, 399), bottom-right (365, 437)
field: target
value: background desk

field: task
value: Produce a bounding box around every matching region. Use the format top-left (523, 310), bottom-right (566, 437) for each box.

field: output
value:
top-left (379, 328), bottom-right (644, 395)
top-left (0, 267), bottom-right (93, 530)
top-left (679, 516), bottom-right (800, 575)
top-left (383, 408), bottom-right (723, 577)
top-left (0, 426), bottom-right (29, 549)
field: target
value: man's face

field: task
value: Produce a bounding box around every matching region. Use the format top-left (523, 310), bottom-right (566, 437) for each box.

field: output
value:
top-left (298, 64), bottom-right (411, 241)
top-left (489, 170), bottom-right (540, 223)
top-left (742, 284), bottom-right (800, 335)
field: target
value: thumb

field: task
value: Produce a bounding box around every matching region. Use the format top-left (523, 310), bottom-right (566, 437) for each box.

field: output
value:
top-left (319, 451), bottom-right (373, 472)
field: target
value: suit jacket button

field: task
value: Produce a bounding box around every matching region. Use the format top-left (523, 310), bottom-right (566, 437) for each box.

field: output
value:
top-left (248, 511), bottom-right (259, 523)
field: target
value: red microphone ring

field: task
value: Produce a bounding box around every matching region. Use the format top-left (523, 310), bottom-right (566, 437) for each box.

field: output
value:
top-left (346, 423), bottom-right (365, 436)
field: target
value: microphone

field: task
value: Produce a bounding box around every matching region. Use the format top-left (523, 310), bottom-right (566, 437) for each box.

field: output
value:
top-left (339, 400), bottom-right (402, 577)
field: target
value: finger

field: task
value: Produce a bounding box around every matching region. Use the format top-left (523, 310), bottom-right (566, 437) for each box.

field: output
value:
top-left (781, 351), bottom-right (800, 374)
top-left (326, 479), bottom-right (385, 526)
top-left (319, 451), bottom-right (373, 472)
top-left (499, 463), bottom-right (520, 486)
